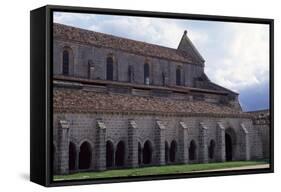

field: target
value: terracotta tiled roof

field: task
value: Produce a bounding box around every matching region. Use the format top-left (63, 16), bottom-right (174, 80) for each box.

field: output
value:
top-left (53, 88), bottom-right (245, 116)
top-left (53, 23), bottom-right (196, 64)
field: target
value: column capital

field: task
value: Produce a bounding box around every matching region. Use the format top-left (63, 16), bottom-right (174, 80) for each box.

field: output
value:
top-left (179, 121), bottom-right (188, 130)
top-left (59, 120), bottom-right (70, 129)
top-left (129, 119), bottom-right (138, 129)
top-left (217, 121), bottom-right (225, 131)
top-left (240, 123), bottom-right (249, 134)
top-left (156, 120), bottom-right (166, 130)
top-left (199, 122), bottom-right (208, 130)
top-left (97, 119), bottom-right (106, 129)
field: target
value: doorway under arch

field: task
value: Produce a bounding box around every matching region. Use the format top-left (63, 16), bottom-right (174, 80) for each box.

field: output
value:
top-left (143, 140), bottom-right (153, 165)
top-left (169, 140), bottom-right (177, 163)
top-left (189, 140), bottom-right (197, 161)
top-left (115, 141), bottom-right (125, 167)
top-left (225, 128), bottom-right (237, 161)
top-left (106, 141), bottom-right (114, 168)
top-left (208, 140), bottom-right (216, 160)
top-left (69, 142), bottom-right (76, 171)
top-left (79, 141), bottom-right (92, 169)
top-left (225, 133), bottom-right (233, 161)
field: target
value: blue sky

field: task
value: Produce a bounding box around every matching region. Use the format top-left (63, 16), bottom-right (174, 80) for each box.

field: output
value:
top-left (54, 12), bottom-right (270, 112)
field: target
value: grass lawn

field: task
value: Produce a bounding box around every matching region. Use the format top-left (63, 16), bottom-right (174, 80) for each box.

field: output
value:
top-left (53, 160), bottom-right (268, 181)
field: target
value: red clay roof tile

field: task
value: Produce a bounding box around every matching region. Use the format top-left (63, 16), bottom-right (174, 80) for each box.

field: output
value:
top-left (53, 23), bottom-right (197, 64)
top-left (53, 88), bottom-right (244, 116)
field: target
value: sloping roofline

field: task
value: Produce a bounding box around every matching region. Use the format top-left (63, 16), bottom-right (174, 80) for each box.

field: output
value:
top-left (53, 23), bottom-right (202, 65)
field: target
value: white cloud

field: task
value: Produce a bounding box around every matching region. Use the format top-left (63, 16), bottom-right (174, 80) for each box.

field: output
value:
top-left (206, 23), bottom-right (269, 91)
top-left (54, 12), bottom-right (208, 50)
top-left (53, 12), bottom-right (97, 28)
top-left (89, 16), bottom-right (207, 49)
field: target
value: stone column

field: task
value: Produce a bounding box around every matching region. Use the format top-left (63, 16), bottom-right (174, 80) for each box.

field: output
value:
top-left (240, 123), bottom-right (250, 160)
top-left (178, 121), bottom-right (189, 164)
top-left (128, 119), bottom-right (138, 168)
top-left (198, 122), bottom-right (208, 163)
top-left (95, 119), bottom-right (106, 171)
top-left (216, 121), bottom-right (226, 162)
top-left (155, 120), bottom-right (166, 165)
top-left (57, 120), bottom-right (70, 174)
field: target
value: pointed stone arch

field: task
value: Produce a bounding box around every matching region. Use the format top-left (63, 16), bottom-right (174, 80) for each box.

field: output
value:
top-left (106, 140), bottom-right (114, 168)
top-left (78, 141), bottom-right (92, 169)
top-left (208, 139), bottom-right (216, 160)
top-left (170, 140), bottom-right (177, 163)
top-left (143, 140), bottom-right (153, 165)
top-left (69, 141), bottom-right (77, 171)
top-left (106, 53), bottom-right (118, 81)
top-left (62, 46), bottom-right (74, 76)
top-left (106, 56), bottom-right (114, 80)
top-left (225, 127), bottom-right (237, 161)
top-left (144, 62), bottom-right (150, 85)
top-left (176, 66), bottom-right (182, 86)
top-left (115, 140), bottom-right (126, 167)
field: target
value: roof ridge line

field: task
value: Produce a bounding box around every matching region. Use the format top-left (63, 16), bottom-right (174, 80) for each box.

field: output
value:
top-left (53, 22), bottom-right (197, 64)
top-left (54, 22), bottom-right (180, 51)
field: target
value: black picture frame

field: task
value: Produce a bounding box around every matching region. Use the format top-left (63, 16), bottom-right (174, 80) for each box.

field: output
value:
top-left (30, 4), bottom-right (274, 187)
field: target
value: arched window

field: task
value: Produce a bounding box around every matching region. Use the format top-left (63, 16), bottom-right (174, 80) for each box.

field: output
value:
top-left (176, 66), bottom-right (181, 86)
top-left (106, 56), bottom-right (114, 81)
top-left (79, 142), bottom-right (92, 169)
top-left (62, 50), bottom-right (69, 75)
top-left (170, 140), bottom-right (177, 163)
top-left (106, 141), bottom-right (114, 168)
top-left (128, 65), bottom-right (133, 83)
top-left (208, 140), bottom-right (216, 159)
top-left (144, 63), bottom-right (150, 85)
top-left (88, 60), bottom-right (93, 79)
top-left (189, 140), bottom-right (197, 161)
top-left (115, 141), bottom-right (125, 167)
top-left (69, 142), bottom-right (76, 171)
top-left (162, 72), bottom-right (166, 86)
top-left (143, 140), bottom-right (152, 164)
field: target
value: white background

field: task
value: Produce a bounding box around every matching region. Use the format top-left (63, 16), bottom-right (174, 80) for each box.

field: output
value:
top-left (0, 0), bottom-right (279, 191)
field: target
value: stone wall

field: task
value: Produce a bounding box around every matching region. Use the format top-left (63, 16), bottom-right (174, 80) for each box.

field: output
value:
top-left (53, 39), bottom-right (204, 87)
top-left (248, 110), bottom-right (270, 159)
top-left (53, 112), bottom-right (262, 174)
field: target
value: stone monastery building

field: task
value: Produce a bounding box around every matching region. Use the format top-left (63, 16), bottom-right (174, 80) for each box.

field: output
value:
top-left (53, 23), bottom-right (268, 174)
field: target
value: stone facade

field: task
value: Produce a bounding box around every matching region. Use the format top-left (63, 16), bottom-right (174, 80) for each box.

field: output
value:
top-left (247, 110), bottom-right (270, 160)
top-left (52, 23), bottom-right (269, 175)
